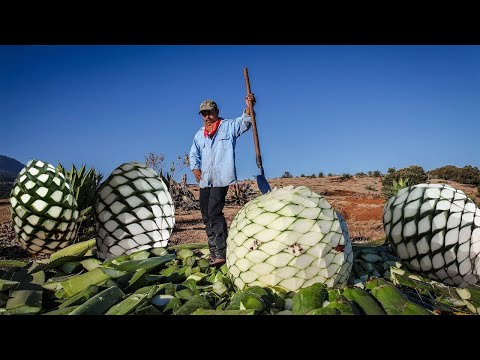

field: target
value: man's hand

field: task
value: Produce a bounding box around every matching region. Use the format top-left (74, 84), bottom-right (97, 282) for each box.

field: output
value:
top-left (245, 93), bottom-right (256, 115)
top-left (192, 169), bottom-right (202, 182)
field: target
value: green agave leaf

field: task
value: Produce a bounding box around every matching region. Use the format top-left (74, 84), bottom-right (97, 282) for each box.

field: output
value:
top-left (60, 268), bottom-right (111, 297)
top-left (49, 238), bottom-right (96, 261)
top-left (0, 260), bottom-right (28, 268)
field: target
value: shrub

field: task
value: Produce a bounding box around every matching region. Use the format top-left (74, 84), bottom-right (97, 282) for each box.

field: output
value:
top-left (381, 165), bottom-right (427, 201)
top-left (339, 173), bottom-right (352, 181)
top-left (382, 165), bottom-right (427, 187)
top-left (427, 165), bottom-right (480, 186)
top-left (227, 182), bottom-right (255, 206)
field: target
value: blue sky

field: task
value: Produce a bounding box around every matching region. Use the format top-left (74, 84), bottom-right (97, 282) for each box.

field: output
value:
top-left (1, 45), bottom-right (479, 183)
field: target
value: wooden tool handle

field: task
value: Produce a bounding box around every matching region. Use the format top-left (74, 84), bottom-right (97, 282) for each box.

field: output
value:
top-left (243, 67), bottom-right (263, 170)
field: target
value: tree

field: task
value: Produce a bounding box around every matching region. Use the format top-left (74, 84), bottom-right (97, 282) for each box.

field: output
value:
top-left (144, 152), bottom-right (165, 176)
top-left (144, 152), bottom-right (198, 210)
top-left (144, 152), bottom-right (190, 187)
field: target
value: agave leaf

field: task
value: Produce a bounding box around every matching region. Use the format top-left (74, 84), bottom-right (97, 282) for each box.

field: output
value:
top-left (43, 273), bottom-right (80, 291)
top-left (134, 304), bottom-right (163, 315)
top-left (162, 297), bottom-right (182, 313)
top-left (42, 305), bottom-right (79, 315)
top-left (126, 268), bottom-right (147, 289)
top-left (105, 293), bottom-right (147, 315)
top-left (0, 279), bottom-right (20, 291)
top-left (68, 286), bottom-right (125, 315)
top-left (79, 206), bottom-right (92, 219)
top-left (0, 260), bottom-right (28, 268)
top-left (128, 250), bottom-right (151, 261)
top-left (78, 164), bottom-right (86, 178)
top-left (2, 305), bottom-right (43, 315)
top-left (29, 256), bottom-right (86, 274)
top-left (100, 268), bottom-right (129, 279)
top-left (176, 288), bottom-right (195, 300)
top-left (49, 238), bottom-right (96, 261)
top-left (212, 281), bottom-right (228, 297)
top-left (60, 268), bottom-right (111, 297)
top-left (80, 258), bottom-right (102, 271)
top-left (57, 285), bottom-right (100, 309)
top-left (6, 289), bottom-right (43, 311)
top-left (174, 294), bottom-right (212, 315)
top-left (150, 247), bottom-right (168, 257)
top-left (108, 253), bottom-right (175, 273)
top-left (192, 309), bottom-right (255, 315)
top-left (176, 249), bottom-right (194, 260)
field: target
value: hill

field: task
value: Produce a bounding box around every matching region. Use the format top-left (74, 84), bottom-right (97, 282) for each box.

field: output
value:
top-left (0, 155), bottom-right (24, 199)
top-left (0, 155), bottom-right (24, 174)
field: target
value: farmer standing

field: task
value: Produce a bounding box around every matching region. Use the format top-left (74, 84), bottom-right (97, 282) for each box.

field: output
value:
top-left (189, 94), bottom-right (256, 267)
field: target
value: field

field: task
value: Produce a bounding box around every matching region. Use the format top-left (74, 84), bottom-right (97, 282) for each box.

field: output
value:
top-left (1, 176), bottom-right (478, 262)
top-left (149, 176), bottom-right (478, 246)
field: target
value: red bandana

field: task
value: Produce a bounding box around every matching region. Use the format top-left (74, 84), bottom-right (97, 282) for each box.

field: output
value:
top-left (204, 119), bottom-right (222, 138)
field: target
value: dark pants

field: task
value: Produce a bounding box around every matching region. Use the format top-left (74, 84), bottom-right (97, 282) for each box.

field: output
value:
top-left (199, 186), bottom-right (229, 259)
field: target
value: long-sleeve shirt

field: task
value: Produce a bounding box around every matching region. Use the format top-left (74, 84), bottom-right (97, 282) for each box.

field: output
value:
top-left (189, 110), bottom-right (252, 188)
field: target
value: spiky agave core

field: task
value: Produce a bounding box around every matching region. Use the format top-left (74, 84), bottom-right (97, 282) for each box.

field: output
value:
top-left (226, 185), bottom-right (353, 292)
top-left (94, 162), bottom-right (175, 259)
top-left (383, 183), bottom-right (480, 287)
top-left (10, 159), bottom-right (79, 254)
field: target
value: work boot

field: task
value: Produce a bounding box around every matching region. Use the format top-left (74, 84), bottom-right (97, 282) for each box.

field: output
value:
top-left (209, 257), bottom-right (226, 267)
top-left (207, 253), bottom-right (216, 261)
top-left (207, 235), bottom-right (217, 262)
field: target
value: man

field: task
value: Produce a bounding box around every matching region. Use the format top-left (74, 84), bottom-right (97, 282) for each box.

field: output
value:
top-left (189, 94), bottom-right (256, 267)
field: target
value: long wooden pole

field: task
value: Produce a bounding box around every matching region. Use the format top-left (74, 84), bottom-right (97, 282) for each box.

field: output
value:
top-left (243, 67), bottom-right (263, 170)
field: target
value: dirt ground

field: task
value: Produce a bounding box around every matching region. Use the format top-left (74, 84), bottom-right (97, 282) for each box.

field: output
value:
top-left (170, 176), bottom-right (387, 245)
top-left (169, 176), bottom-right (478, 245)
top-left (1, 177), bottom-right (478, 260)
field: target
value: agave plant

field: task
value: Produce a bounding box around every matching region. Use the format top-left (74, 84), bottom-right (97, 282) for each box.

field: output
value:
top-left (382, 177), bottom-right (410, 200)
top-left (57, 163), bottom-right (103, 241)
top-left (10, 159), bottom-right (79, 254)
top-left (94, 162), bottom-right (175, 259)
top-left (226, 185), bottom-right (353, 292)
top-left (226, 182), bottom-right (255, 206)
top-left (383, 183), bottom-right (480, 287)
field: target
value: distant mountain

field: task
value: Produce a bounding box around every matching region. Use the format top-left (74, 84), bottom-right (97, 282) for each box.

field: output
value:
top-left (0, 155), bottom-right (24, 198)
top-left (0, 155), bottom-right (24, 175)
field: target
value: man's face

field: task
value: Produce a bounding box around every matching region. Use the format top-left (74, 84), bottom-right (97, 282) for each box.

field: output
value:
top-left (200, 109), bottom-right (219, 123)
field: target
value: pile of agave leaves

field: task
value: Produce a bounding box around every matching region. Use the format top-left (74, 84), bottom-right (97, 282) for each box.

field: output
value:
top-left (1, 240), bottom-right (479, 315)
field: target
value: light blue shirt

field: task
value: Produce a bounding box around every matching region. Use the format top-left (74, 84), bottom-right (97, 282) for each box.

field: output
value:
top-left (189, 110), bottom-right (252, 188)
